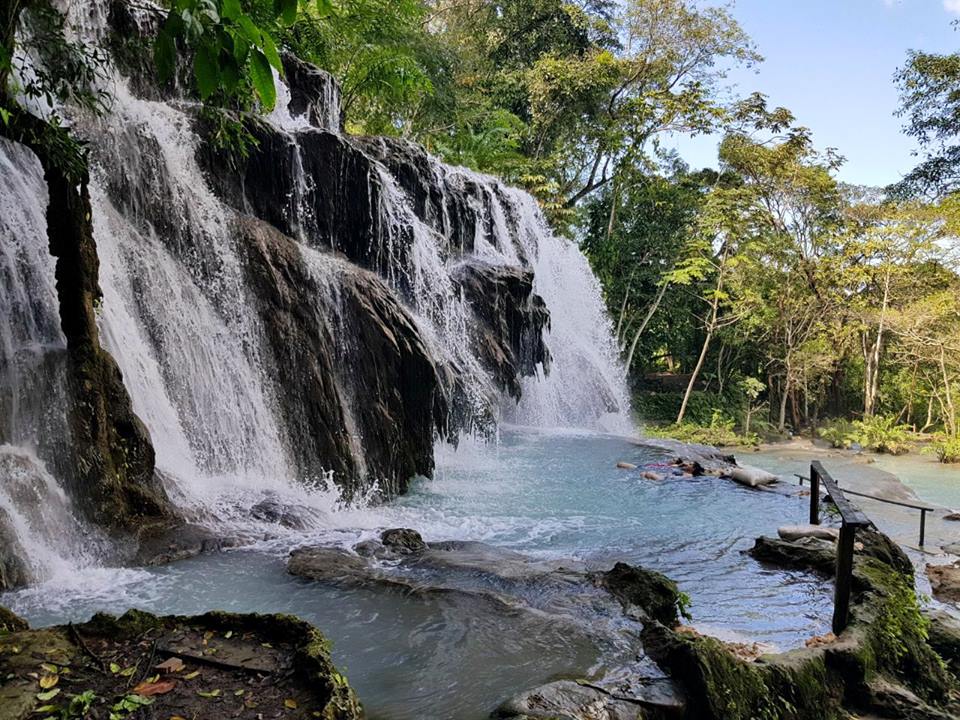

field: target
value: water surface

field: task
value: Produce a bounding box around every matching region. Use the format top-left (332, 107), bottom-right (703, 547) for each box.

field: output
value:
top-left (3, 430), bottom-right (833, 719)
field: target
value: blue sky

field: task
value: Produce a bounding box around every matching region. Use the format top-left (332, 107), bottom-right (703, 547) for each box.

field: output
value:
top-left (666, 0), bottom-right (960, 187)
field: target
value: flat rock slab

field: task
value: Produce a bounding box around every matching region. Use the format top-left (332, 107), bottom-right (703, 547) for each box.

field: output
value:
top-left (0, 609), bottom-right (360, 720)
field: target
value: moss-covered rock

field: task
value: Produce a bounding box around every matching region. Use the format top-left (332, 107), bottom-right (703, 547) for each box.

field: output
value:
top-left (924, 609), bottom-right (960, 676)
top-left (0, 606), bottom-right (27, 634)
top-left (649, 530), bottom-right (960, 720)
top-left (0, 609), bottom-right (362, 720)
top-left (593, 561), bottom-right (685, 626)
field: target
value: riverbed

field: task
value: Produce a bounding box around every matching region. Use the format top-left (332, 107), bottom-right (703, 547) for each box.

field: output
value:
top-left (2, 429), bottom-right (833, 720)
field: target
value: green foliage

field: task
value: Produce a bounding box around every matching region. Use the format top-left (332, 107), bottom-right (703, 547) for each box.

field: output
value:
top-left (892, 48), bottom-right (960, 198)
top-left (3, 1), bottom-right (109, 115)
top-left (932, 436), bottom-right (960, 464)
top-left (154, 0), bottom-right (310, 109)
top-left (109, 693), bottom-right (154, 720)
top-left (646, 410), bottom-right (758, 447)
top-left (817, 418), bottom-right (856, 449)
top-left (850, 415), bottom-right (913, 455)
top-left (198, 105), bottom-right (258, 159)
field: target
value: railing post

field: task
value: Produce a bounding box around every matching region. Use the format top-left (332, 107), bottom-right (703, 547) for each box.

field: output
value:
top-left (920, 509), bottom-right (927, 547)
top-left (809, 463), bottom-right (820, 525)
top-left (833, 521), bottom-right (857, 634)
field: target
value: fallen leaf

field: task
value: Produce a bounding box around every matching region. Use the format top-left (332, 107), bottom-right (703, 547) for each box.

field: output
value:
top-left (224, 631), bottom-right (233, 639)
top-left (234, 689), bottom-right (245, 696)
top-left (109, 662), bottom-right (121, 674)
top-left (146, 674), bottom-right (160, 683)
top-left (197, 689), bottom-right (221, 698)
top-left (284, 698), bottom-right (298, 709)
top-left (133, 680), bottom-right (176, 696)
top-left (34, 705), bottom-right (59, 713)
top-left (119, 666), bottom-right (137, 677)
top-left (39, 663), bottom-right (58, 674)
top-left (183, 670), bottom-right (200, 680)
top-left (39, 674), bottom-right (58, 689)
top-left (36, 689), bottom-right (60, 702)
top-left (170, 716), bottom-right (187, 720)
top-left (155, 657), bottom-right (185, 673)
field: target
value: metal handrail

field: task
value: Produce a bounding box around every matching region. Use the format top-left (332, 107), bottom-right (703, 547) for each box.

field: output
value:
top-left (808, 461), bottom-right (869, 634)
top-left (795, 471), bottom-right (934, 547)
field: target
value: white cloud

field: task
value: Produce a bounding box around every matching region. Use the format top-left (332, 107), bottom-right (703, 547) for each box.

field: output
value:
top-left (945, 0), bottom-right (960, 15)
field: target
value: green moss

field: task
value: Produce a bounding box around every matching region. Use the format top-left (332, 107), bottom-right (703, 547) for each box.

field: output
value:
top-left (0, 606), bottom-right (27, 634)
top-left (853, 558), bottom-right (952, 704)
top-left (646, 535), bottom-right (959, 719)
top-left (642, 622), bottom-right (836, 720)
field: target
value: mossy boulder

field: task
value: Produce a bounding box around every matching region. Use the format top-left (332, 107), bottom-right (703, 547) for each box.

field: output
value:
top-left (0, 606), bottom-right (27, 634)
top-left (0, 609), bottom-right (361, 720)
top-left (650, 531), bottom-right (959, 720)
top-left (592, 561), bottom-right (684, 626)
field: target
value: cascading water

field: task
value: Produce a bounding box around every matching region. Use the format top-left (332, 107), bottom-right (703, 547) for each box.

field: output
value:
top-left (0, 0), bottom-right (633, 572)
top-left (0, 138), bottom-right (107, 584)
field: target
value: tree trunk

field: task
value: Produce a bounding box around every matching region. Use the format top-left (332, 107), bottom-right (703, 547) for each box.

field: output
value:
top-left (676, 328), bottom-right (713, 425)
top-left (778, 374), bottom-right (790, 434)
top-left (864, 271), bottom-right (890, 417)
top-left (624, 280), bottom-right (669, 372)
top-left (941, 346), bottom-right (957, 436)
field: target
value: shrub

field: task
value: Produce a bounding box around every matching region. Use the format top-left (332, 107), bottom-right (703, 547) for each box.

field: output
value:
top-left (850, 415), bottom-right (912, 455)
top-left (646, 410), bottom-right (758, 447)
top-left (817, 418), bottom-right (856, 449)
top-left (932, 436), bottom-right (960, 464)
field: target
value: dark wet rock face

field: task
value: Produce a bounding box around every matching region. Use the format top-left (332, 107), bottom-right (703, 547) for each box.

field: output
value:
top-left (241, 217), bottom-right (445, 497)
top-left (380, 528), bottom-right (428, 555)
top-left (0, 511), bottom-right (31, 591)
top-left (0, 114), bottom-right (172, 538)
top-left (452, 260), bottom-right (550, 398)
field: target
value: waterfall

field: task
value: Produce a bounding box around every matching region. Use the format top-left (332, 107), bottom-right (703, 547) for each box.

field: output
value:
top-left (0, 139), bottom-right (108, 584)
top-left (0, 1), bottom-right (633, 581)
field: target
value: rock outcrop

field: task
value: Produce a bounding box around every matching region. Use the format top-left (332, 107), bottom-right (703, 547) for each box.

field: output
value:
top-left (452, 260), bottom-right (550, 399)
top-left (0, 609), bottom-right (361, 720)
top-left (0, 112), bottom-right (172, 536)
top-left (241, 217), bottom-right (446, 496)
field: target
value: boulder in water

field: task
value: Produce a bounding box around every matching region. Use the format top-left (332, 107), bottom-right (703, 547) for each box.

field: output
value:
top-left (0, 605), bottom-right (27, 634)
top-left (616, 461), bottom-right (637, 470)
top-left (927, 563), bottom-right (960, 604)
top-left (0, 506), bottom-right (33, 591)
top-left (592, 562), bottom-right (683, 626)
top-left (494, 678), bottom-right (685, 720)
top-left (380, 528), bottom-right (428, 555)
top-left (134, 524), bottom-right (240, 567)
